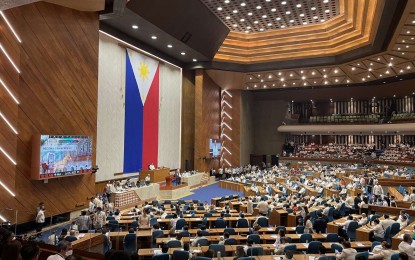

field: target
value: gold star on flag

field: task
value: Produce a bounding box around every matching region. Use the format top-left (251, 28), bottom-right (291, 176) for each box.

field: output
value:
top-left (138, 61), bottom-right (149, 81)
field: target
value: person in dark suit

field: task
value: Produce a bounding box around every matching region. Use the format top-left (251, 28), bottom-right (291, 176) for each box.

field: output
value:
top-left (354, 193), bottom-right (362, 213)
top-left (312, 213), bottom-right (327, 234)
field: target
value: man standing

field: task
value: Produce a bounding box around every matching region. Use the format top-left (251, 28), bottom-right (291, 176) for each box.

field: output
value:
top-left (94, 207), bottom-right (107, 229)
top-left (36, 205), bottom-right (45, 233)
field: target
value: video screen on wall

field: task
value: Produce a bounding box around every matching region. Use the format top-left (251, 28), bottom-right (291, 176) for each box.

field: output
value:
top-left (32, 135), bottom-right (93, 180)
top-left (209, 139), bottom-right (221, 158)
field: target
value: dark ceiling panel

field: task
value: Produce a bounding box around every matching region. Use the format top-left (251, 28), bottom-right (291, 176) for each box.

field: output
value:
top-left (126, 0), bottom-right (230, 60)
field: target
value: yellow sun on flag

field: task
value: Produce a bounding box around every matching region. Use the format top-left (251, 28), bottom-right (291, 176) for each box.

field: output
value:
top-left (138, 61), bottom-right (150, 81)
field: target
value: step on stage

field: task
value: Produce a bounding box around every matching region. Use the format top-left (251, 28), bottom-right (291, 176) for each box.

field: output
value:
top-left (158, 177), bottom-right (192, 200)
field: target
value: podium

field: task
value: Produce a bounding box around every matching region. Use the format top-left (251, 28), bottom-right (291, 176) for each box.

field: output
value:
top-left (139, 168), bottom-right (170, 183)
top-left (165, 176), bottom-right (173, 187)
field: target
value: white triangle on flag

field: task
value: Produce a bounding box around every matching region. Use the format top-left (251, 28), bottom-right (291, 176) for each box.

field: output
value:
top-left (127, 49), bottom-right (159, 105)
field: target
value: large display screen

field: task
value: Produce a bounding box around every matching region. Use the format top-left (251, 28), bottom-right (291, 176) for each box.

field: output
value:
top-left (32, 135), bottom-right (93, 179)
top-left (209, 139), bottom-right (221, 158)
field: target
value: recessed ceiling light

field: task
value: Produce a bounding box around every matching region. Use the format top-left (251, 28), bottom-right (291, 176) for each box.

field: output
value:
top-left (390, 57), bottom-right (394, 60)
top-left (281, 1), bottom-right (287, 5)
top-left (256, 5), bottom-right (262, 9)
top-left (320, 19), bottom-right (325, 22)
top-left (299, 13), bottom-right (305, 17)
top-left (362, 78), bottom-right (366, 81)
top-left (386, 70), bottom-right (390, 74)
top-left (323, 75), bottom-right (327, 78)
top-left (335, 79), bottom-right (338, 82)
top-left (334, 69), bottom-right (338, 73)
top-left (400, 69), bottom-right (404, 73)
top-left (388, 62), bottom-right (393, 66)
top-left (224, 0), bottom-right (230, 3)
top-left (240, 18), bottom-right (245, 22)
top-left (244, 30), bottom-right (250, 33)
top-left (311, 72), bottom-right (315, 75)
top-left (181, 52), bottom-right (186, 55)
top-left (323, 69), bottom-right (326, 72)
top-left (368, 68), bottom-right (372, 71)
top-left (300, 70), bottom-right (303, 73)
top-left (293, 83), bottom-right (296, 85)
top-left (323, 0), bottom-right (329, 3)
top-left (283, 84), bottom-right (286, 87)
top-left (262, 15), bottom-right (267, 18)
top-left (412, 20), bottom-right (415, 24)
top-left (240, 2), bottom-right (246, 6)
top-left (407, 30), bottom-right (411, 34)
top-left (311, 7), bottom-right (316, 10)
top-left (367, 75), bottom-right (371, 78)
top-left (254, 21), bottom-right (259, 24)
top-left (247, 12), bottom-right (252, 16)
top-left (407, 66), bottom-right (411, 70)
top-left (324, 81), bottom-right (328, 84)
top-left (303, 22), bottom-right (308, 25)
top-left (302, 76), bottom-right (306, 80)
top-left (167, 44), bottom-right (173, 48)
top-left (281, 25), bottom-right (286, 28)
top-left (346, 80), bottom-right (350, 83)
top-left (398, 48), bottom-right (401, 50)
top-left (268, 75), bottom-right (272, 79)
top-left (247, 26), bottom-right (251, 29)
top-left (276, 17), bottom-right (281, 21)
top-left (132, 25), bottom-right (139, 29)
top-left (192, 58), bottom-right (197, 62)
top-left (313, 16), bottom-right (318, 20)
top-left (296, 4), bottom-right (302, 7)
top-left (289, 73), bottom-right (293, 77)
top-left (233, 9), bottom-right (238, 13)
top-left (261, 79), bottom-right (264, 82)
top-left (278, 72), bottom-right (282, 75)
top-left (271, 8), bottom-right (276, 12)
top-left (259, 28), bottom-right (264, 31)
top-left (151, 35), bottom-right (157, 39)
top-left (233, 24), bottom-right (238, 27)
top-left (289, 20), bottom-right (294, 23)
top-left (369, 63), bottom-right (373, 66)
top-left (325, 10), bottom-right (330, 13)
top-left (286, 11), bottom-right (291, 15)
top-left (280, 78), bottom-right (285, 82)
top-left (267, 23), bottom-right (272, 26)
top-left (217, 7), bottom-right (223, 11)
top-left (379, 74), bottom-right (383, 77)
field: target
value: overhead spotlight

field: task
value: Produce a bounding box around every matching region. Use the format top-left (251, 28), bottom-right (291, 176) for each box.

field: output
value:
top-left (217, 7), bottom-right (223, 10)
top-left (151, 35), bottom-right (157, 39)
top-left (388, 63), bottom-right (393, 67)
top-left (247, 12), bottom-right (252, 16)
top-left (132, 25), bottom-right (138, 29)
top-left (256, 5), bottom-right (262, 9)
top-left (302, 76), bottom-right (306, 80)
top-left (192, 58), bottom-right (197, 62)
top-left (181, 52), bottom-right (186, 55)
top-left (167, 44), bottom-right (173, 48)
top-left (240, 2), bottom-right (246, 6)
top-left (296, 4), bottom-right (301, 7)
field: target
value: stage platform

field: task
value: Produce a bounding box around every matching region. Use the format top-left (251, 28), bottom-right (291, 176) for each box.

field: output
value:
top-left (158, 183), bottom-right (192, 200)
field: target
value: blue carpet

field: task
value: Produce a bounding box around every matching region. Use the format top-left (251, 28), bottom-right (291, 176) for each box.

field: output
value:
top-left (181, 182), bottom-right (244, 202)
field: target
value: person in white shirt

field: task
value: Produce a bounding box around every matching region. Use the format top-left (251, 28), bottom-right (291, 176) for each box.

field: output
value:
top-left (88, 197), bottom-right (95, 213)
top-left (257, 199), bottom-right (269, 215)
top-left (46, 240), bottom-right (73, 260)
top-left (336, 241), bottom-right (357, 260)
top-left (403, 192), bottom-right (410, 202)
top-left (380, 215), bottom-right (395, 230)
top-left (373, 184), bottom-right (383, 196)
top-left (94, 207), bottom-right (106, 229)
top-left (358, 213), bottom-right (368, 226)
top-left (398, 234), bottom-right (414, 259)
top-left (36, 207), bottom-right (46, 232)
top-left (371, 219), bottom-right (385, 240)
top-left (410, 190), bottom-right (415, 202)
top-left (145, 174), bottom-right (151, 185)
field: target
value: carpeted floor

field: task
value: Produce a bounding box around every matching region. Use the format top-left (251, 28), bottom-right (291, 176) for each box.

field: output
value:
top-left (180, 182), bottom-right (243, 202)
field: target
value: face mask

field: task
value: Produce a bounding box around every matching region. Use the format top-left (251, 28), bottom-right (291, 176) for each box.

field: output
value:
top-left (65, 250), bottom-right (73, 256)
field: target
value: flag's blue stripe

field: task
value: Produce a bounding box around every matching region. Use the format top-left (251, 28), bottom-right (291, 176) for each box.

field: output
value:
top-left (123, 52), bottom-right (143, 173)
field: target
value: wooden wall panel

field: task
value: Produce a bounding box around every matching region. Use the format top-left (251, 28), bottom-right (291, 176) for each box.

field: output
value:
top-left (194, 70), bottom-right (221, 172)
top-left (0, 2), bottom-right (98, 223)
top-left (181, 70), bottom-right (195, 171)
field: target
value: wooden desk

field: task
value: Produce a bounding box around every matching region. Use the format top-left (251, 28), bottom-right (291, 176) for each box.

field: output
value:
top-left (392, 221), bottom-right (415, 250)
top-left (71, 233), bottom-right (105, 253)
top-left (275, 210), bottom-right (288, 226)
top-left (140, 168), bottom-right (170, 183)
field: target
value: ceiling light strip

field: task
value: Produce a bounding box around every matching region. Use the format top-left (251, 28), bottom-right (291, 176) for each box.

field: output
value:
top-left (223, 146), bottom-right (232, 155)
top-left (222, 90), bottom-right (233, 98)
top-left (99, 30), bottom-right (181, 70)
top-left (221, 121), bottom-right (233, 130)
top-left (0, 44), bottom-right (20, 73)
top-left (0, 214), bottom-right (6, 222)
top-left (0, 111), bottom-right (18, 134)
top-left (221, 100), bottom-right (233, 109)
top-left (0, 78), bottom-right (19, 104)
top-left (0, 146), bottom-right (16, 165)
top-left (224, 158), bottom-right (232, 167)
top-left (0, 180), bottom-right (15, 197)
top-left (221, 111), bottom-right (233, 120)
top-left (0, 11), bottom-right (22, 43)
top-left (221, 133), bottom-right (232, 141)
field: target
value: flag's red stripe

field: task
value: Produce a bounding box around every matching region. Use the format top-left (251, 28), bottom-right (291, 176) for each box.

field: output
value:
top-left (142, 66), bottom-right (159, 168)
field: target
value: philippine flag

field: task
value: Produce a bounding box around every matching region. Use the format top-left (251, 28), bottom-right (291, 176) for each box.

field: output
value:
top-left (123, 49), bottom-right (159, 173)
